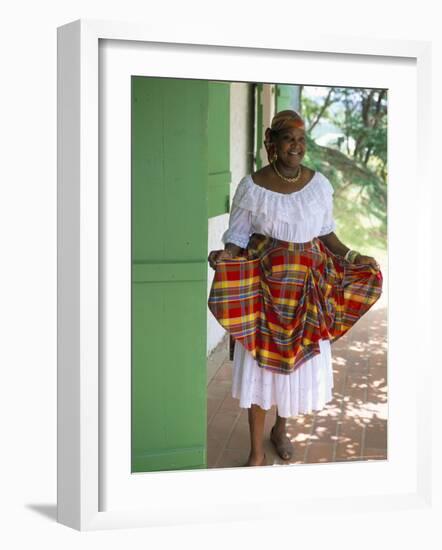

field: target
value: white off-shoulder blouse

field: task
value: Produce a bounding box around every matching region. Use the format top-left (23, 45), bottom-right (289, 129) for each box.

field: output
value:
top-left (221, 171), bottom-right (336, 418)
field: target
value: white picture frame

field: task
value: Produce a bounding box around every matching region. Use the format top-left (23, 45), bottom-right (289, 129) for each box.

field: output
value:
top-left (57, 18), bottom-right (433, 531)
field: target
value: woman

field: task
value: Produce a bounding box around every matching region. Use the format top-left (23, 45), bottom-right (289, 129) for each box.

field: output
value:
top-left (207, 110), bottom-right (383, 467)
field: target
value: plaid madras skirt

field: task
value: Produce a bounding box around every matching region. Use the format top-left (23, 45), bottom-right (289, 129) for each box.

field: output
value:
top-left (208, 233), bottom-right (383, 375)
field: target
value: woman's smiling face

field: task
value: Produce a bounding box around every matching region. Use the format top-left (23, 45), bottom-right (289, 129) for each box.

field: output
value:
top-left (274, 127), bottom-right (306, 167)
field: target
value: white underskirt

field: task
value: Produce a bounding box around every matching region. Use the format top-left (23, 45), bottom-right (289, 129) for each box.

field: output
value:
top-left (231, 339), bottom-right (334, 418)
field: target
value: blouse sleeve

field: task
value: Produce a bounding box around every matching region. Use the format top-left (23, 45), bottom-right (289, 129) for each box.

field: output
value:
top-left (221, 179), bottom-right (253, 248)
top-left (318, 177), bottom-right (337, 236)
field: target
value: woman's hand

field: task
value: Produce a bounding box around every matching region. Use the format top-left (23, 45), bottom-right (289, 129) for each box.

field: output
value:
top-left (208, 249), bottom-right (233, 270)
top-left (354, 254), bottom-right (380, 269)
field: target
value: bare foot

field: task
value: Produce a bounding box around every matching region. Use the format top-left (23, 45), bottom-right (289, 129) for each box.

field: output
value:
top-left (270, 426), bottom-right (294, 460)
top-left (243, 453), bottom-right (266, 467)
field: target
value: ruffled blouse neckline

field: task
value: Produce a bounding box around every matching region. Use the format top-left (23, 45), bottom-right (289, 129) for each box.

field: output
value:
top-left (232, 170), bottom-right (332, 223)
top-left (247, 171), bottom-right (319, 197)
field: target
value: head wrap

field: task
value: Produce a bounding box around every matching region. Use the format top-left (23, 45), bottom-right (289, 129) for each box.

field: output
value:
top-left (264, 109), bottom-right (305, 164)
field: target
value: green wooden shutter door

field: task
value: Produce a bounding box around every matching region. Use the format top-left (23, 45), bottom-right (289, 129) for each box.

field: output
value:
top-left (131, 77), bottom-right (208, 472)
top-left (208, 81), bottom-right (231, 217)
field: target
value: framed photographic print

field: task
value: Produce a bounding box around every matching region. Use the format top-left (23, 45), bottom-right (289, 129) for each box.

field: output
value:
top-left (57, 19), bottom-right (432, 530)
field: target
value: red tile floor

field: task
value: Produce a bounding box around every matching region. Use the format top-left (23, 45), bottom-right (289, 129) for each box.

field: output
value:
top-left (207, 296), bottom-right (387, 469)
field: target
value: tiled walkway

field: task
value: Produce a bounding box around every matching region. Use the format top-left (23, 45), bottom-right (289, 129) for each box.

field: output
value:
top-left (207, 297), bottom-right (387, 468)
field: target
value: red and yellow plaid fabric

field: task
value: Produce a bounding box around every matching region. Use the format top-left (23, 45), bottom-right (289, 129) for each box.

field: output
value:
top-left (208, 233), bottom-right (383, 375)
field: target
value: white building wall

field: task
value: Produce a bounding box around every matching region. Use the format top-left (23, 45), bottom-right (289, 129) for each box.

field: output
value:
top-left (206, 82), bottom-right (254, 355)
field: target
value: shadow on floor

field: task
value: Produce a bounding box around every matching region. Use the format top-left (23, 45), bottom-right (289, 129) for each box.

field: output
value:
top-left (25, 504), bottom-right (57, 522)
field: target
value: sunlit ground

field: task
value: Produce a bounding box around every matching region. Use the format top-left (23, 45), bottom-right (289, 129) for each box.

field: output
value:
top-left (207, 258), bottom-right (388, 468)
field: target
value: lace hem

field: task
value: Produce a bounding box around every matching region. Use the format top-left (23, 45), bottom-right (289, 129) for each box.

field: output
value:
top-left (318, 220), bottom-right (337, 236)
top-left (221, 230), bottom-right (250, 249)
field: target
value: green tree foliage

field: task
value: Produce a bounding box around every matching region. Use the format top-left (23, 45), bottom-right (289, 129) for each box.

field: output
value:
top-left (300, 86), bottom-right (387, 252)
